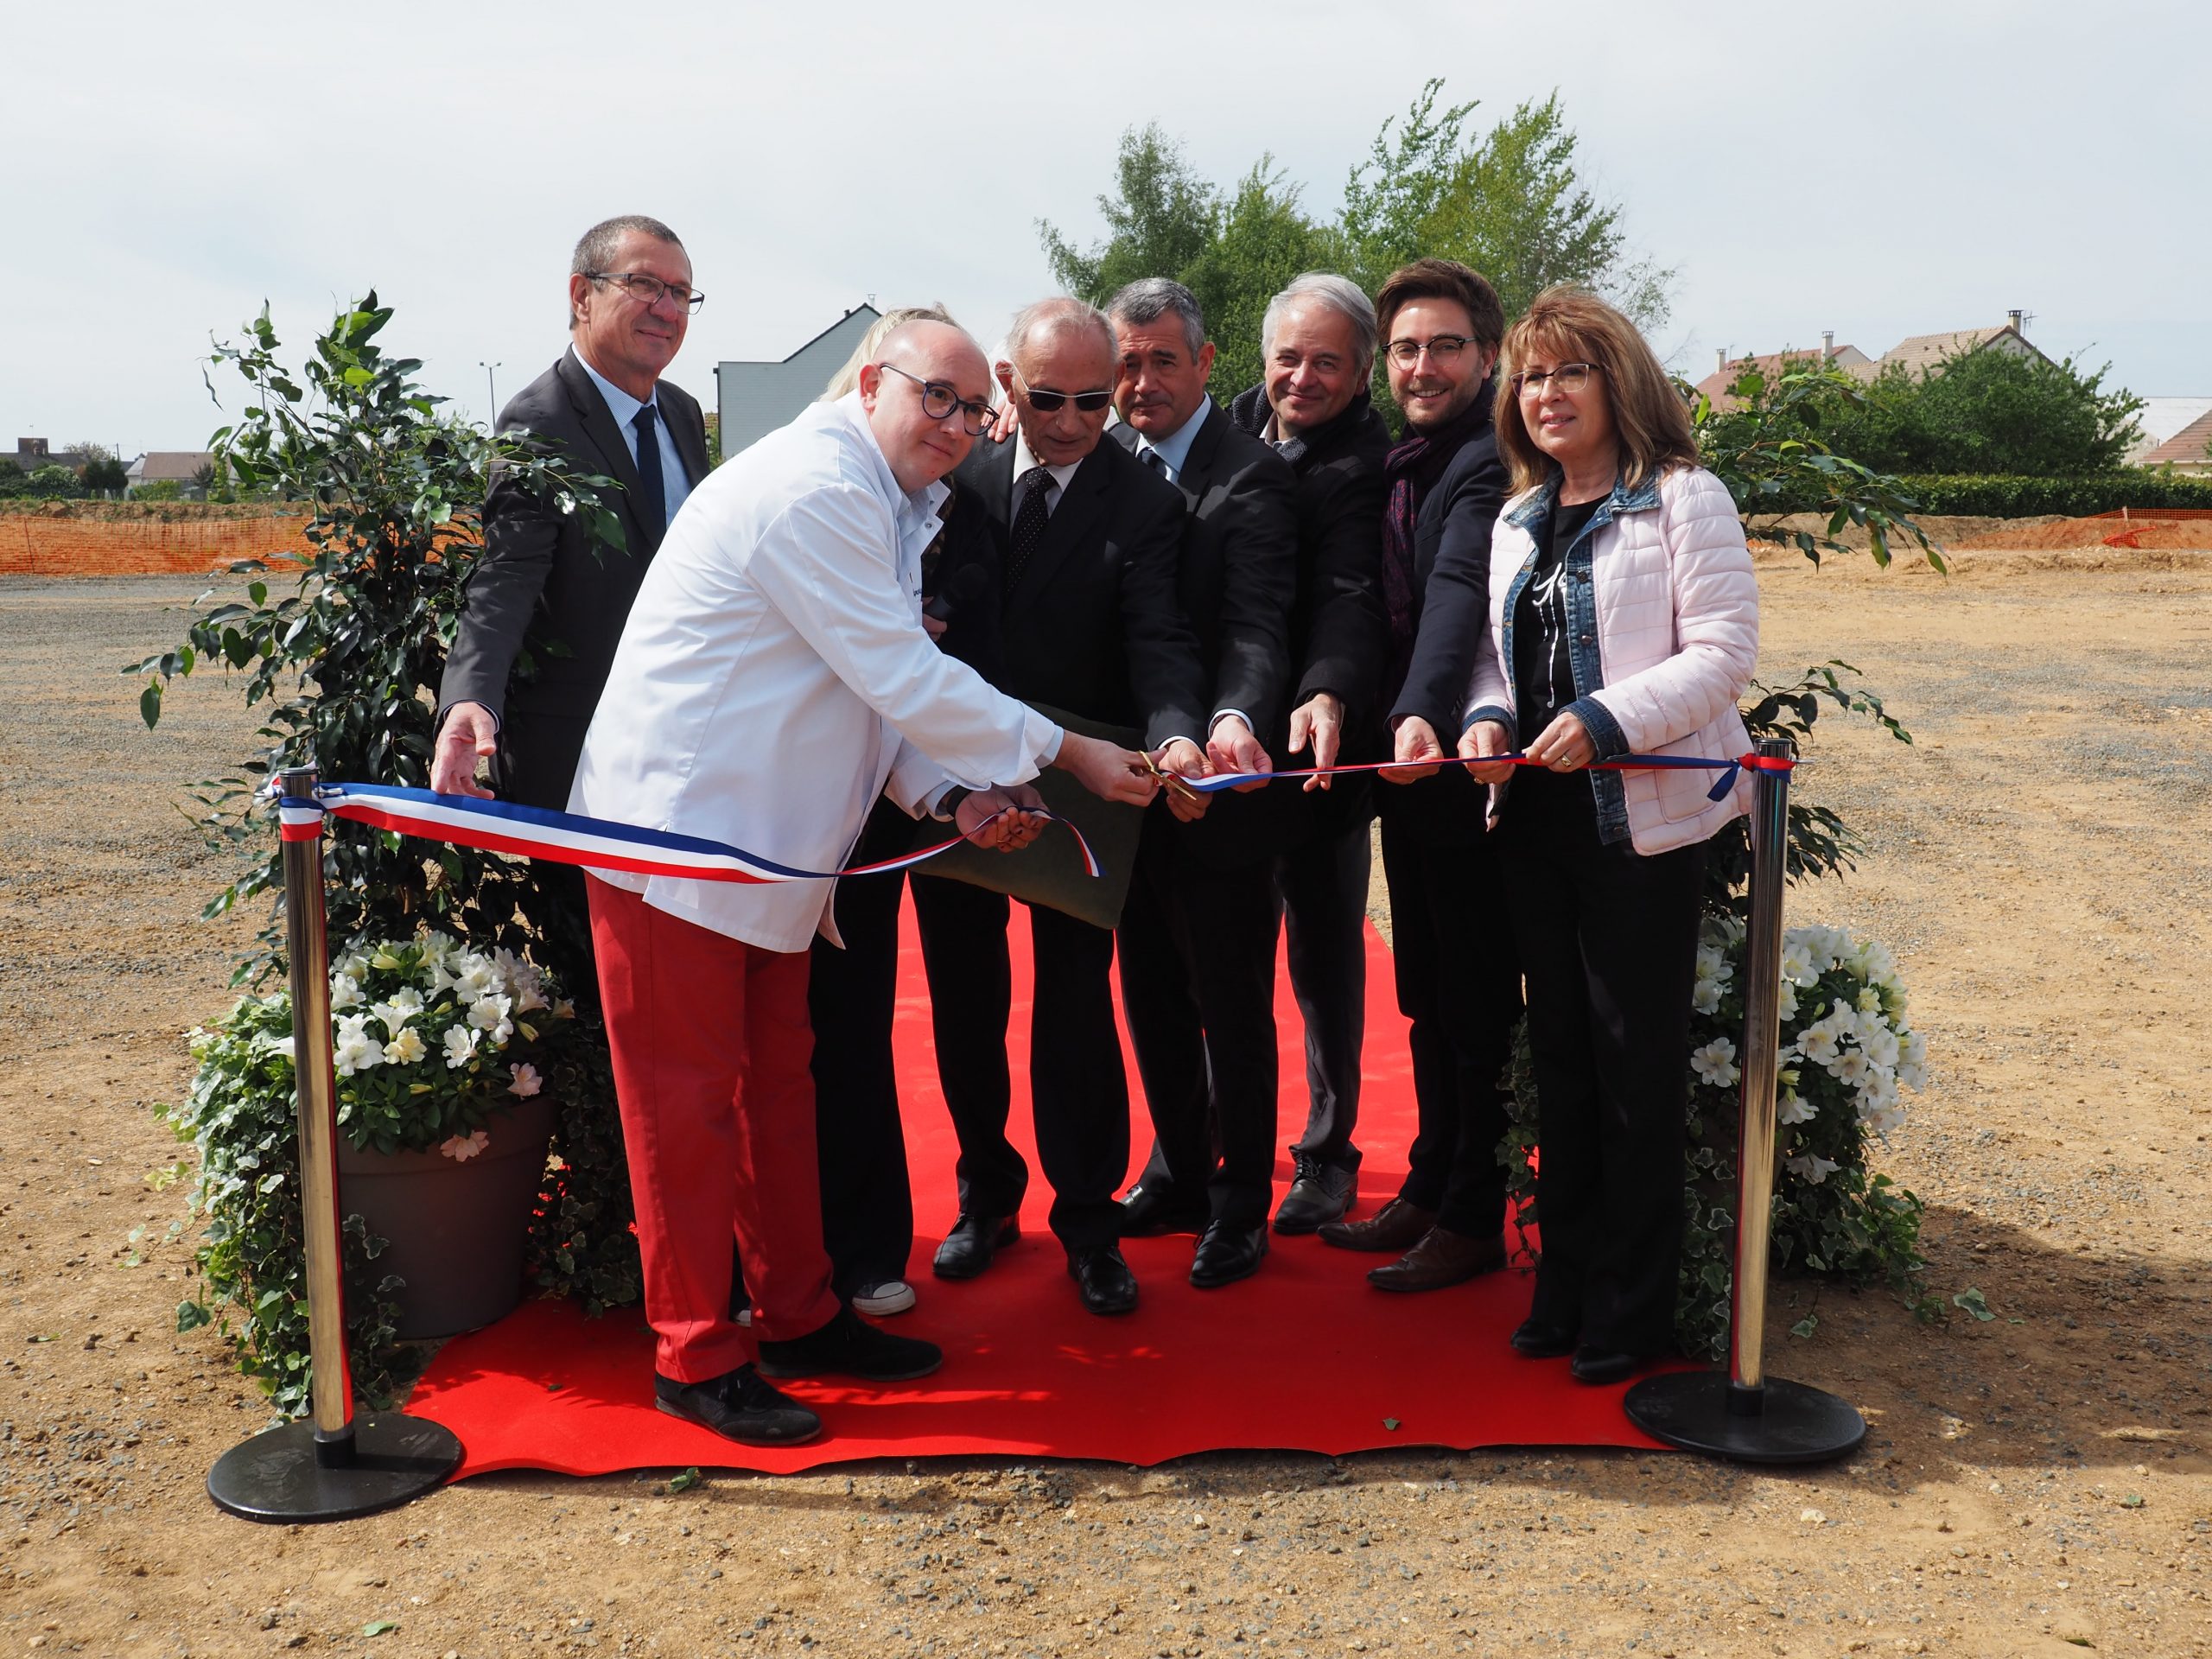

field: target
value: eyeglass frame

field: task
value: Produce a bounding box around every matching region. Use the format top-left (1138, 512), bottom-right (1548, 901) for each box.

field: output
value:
top-left (1383, 333), bottom-right (1475, 369)
top-left (1510, 362), bottom-right (1598, 397)
top-left (584, 270), bottom-right (707, 315)
top-left (1012, 368), bottom-right (1115, 416)
top-left (874, 363), bottom-right (999, 437)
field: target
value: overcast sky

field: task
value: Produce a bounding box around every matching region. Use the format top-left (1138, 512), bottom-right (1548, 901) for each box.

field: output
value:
top-left (5, 1), bottom-right (2202, 454)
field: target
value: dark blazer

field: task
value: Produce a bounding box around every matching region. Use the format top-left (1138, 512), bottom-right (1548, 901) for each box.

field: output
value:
top-left (1378, 379), bottom-right (1509, 846)
top-left (1109, 401), bottom-right (1298, 747)
top-left (438, 347), bottom-right (710, 807)
top-left (951, 432), bottom-right (1205, 749)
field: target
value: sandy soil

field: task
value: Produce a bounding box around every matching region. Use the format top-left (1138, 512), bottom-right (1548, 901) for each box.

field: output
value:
top-left (2, 563), bottom-right (2208, 1659)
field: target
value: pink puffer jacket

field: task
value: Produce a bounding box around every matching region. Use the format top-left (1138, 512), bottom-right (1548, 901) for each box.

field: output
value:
top-left (1465, 464), bottom-right (1759, 854)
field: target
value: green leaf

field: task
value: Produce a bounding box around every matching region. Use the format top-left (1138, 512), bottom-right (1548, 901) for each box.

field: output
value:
top-left (2118, 1494), bottom-right (2145, 1510)
top-left (361, 1619), bottom-right (399, 1637)
top-left (248, 580), bottom-right (269, 606)
top-left (667, 1466), bottom-right (703, 1492)
top-left (1789, 1314), bottom-right (1818, 1339)
top-left (1381, 1417), bottom-right (1401, 1432)
top-left (1952, 1287), bottom-right (1994, 1322)
top-left (139, 683), bottom-right (162, 729)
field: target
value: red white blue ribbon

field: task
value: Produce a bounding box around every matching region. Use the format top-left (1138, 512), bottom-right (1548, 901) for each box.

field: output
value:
top-left (1189, 750), bottom-right (1790, 804)
top-left (276, 783), bottom-right (1103, 883)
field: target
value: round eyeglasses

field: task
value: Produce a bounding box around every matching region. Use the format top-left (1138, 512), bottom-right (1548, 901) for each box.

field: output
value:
top-left (878, 363), bottom-right (998, 436)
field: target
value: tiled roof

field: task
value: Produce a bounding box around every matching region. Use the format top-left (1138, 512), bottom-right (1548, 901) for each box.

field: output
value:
top-left (126, 451), bottom-right (213, 482)
top-left (1694, 346), bottom-right (1868, 408)
top-left (2142, 408), bottom-right (2212, 467)
top-left (1876, 326), bottom-right (2047, 378)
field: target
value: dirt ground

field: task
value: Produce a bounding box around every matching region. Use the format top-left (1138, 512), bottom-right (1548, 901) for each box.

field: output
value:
top-left (3, 556), bottom-right (2209, 1659)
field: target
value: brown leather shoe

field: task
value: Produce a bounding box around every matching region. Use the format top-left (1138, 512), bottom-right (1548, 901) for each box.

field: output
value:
top-left (1317, 1196), bottom-right (1437, 1253)
top-left (1366, 1227), bottom-right (1508, 1292)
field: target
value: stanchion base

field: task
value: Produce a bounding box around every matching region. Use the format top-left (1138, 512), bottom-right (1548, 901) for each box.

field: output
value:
top-left (1624, 1371), bottom-right (1866, 1465)
top-left (207, 1414), bottom-right (463, 1522)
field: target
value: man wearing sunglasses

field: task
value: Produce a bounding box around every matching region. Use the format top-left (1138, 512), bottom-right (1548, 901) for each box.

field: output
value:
top-left (435, 215), bottom-right (711, 818)
top-left (916, 296), bottom-right (1209, 1318)
top-left (567, 316), bottom-right (1163, 1444)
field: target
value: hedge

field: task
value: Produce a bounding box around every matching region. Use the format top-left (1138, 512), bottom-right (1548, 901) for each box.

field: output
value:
top-left (1755, 472), bottom-right (2212, 519)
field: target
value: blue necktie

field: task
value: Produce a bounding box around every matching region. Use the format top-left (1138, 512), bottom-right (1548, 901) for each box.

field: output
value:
top-left (632, 404), bottom-right (665, 534)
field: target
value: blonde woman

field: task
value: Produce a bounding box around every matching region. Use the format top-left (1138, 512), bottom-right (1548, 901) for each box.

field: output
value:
top-left (822, 304), bottom-right (958, 401)
top-left (1459, 287), bottom-right (1758, 1384)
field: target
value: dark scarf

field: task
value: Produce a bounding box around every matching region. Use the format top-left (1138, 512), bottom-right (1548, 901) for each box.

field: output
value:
top-left (1226, 381), bottom-right (1376, 474)
top-left (1380, 381), bottom-right (1495, 668)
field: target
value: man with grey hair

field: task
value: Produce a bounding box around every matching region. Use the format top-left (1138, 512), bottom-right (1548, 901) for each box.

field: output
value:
top-left (1222, 271), bottom-right (1394, 1235)
top-left (915, 296), bottom-right (1207, 1317)
top-left (1103, 276), bottom-right (1304, 1288)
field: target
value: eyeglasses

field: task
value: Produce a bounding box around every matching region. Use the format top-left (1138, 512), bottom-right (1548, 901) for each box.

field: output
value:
top-left (1014, 370), bottom-right (1113, 415)
top-left (1385, 334), bottom-right (1471, 369)
top-left (586, 270), bottom-right (706, 314)
top-left (1511, 363), bottom-right (1596, 397)
top-left (878, 363), bottom-right (997, 436)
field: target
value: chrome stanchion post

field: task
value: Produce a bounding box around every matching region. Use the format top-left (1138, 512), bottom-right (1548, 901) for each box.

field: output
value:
top-left (1624, 737), bottom-right (1868, 1463)
top-left (207, 763), bottom-right (463, 1521)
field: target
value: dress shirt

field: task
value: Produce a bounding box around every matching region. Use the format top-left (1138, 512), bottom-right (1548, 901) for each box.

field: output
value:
top-left (1008, 430), bottom-right (1083, 517)
top-left (575, 349), bottom-right (694, 536)
top-left (572, 394), bottom-right (1063, 952)
top-left (1128, 395), bottom-right (1211, 485)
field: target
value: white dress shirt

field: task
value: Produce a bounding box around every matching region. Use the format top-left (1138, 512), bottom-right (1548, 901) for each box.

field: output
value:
top-left (1008, 430), bottom-right (1082, 517)
top-left (575, 348), bottom-right (694, 536)
top-left (570, 394), bottom-right (1063, 952)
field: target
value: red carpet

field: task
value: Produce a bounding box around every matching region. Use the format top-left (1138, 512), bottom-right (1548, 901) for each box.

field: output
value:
top-left (407, 904), bottom-right (1676, 1473)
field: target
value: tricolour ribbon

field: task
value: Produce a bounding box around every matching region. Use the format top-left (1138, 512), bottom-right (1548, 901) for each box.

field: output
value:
top-left (1189, 750), bottom-right (1792, 804)
top-left (276, 783), bottom-right (1103, 883)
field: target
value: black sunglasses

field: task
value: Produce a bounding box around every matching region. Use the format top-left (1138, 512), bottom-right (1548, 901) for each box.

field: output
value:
top-left (1014, 369), bottom-right (1113, 415)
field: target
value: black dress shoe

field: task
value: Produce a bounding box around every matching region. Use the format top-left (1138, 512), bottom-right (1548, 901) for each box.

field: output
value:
top-left (1272, 1154), bottom-right (1357, 1235)
top-left (1510, 1318), bottom-right (1578, 1358)
top-left (1188, 1220), bottom-right (1268, 1288)
top-left (1066, 1245), bottom-right (1139, 1316)
top-left (1367, 1227), bottom-right (1508, 1292)
top-left (1569, 1344), bottom-right (1646, 1386)
top-left (1117, 1179), bottom-right (1210, 1237)
top-left (931, 1212), bottom-right (1020, 1281)
top-left (654, 1364), bottom-right (820, 1445)
top-left (755, 1306), bottom-right (943, 1382)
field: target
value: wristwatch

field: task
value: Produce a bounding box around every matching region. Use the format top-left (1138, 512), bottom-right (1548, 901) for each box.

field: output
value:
top-left (935, 785), bottom-right (973, 823)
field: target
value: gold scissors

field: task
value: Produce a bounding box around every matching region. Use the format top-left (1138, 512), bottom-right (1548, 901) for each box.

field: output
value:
top-left (1142, 749), bottom-right (1205, 809)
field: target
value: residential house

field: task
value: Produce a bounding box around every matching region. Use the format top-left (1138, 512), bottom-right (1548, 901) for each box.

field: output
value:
top-left (2139, 407), bottom-right (2212, 475)
top-left (1694, 333), bottom-right (1869, 408)
top-left (1696, 312), bottom-right (2055, 410)
top-left (715, 304), bottom-right (880, 461)
top-left (2128, 397), bottom-right (2212, 468)
top-left (125, 451), bottom-right (214, 498)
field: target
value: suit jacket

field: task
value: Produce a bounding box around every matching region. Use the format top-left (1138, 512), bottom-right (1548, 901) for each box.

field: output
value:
top-left (951, 433), bottom-right (1205, 750)
top-left (439, 347), bottom-right (711, 806)
top-left (1378, 381), bottom-right (1510, 846)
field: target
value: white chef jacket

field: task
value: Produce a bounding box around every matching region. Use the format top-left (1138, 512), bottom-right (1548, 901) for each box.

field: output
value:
top-left (570, 394), bottom-right (1062, 952)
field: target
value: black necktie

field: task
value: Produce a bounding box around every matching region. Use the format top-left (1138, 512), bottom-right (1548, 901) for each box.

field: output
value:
top-left (632, 404), bottom-right (665, 534)
top-left (1006, 466), bottom-right (1051, 596)
top-left (1140, 446), bottom-right (1168, 480)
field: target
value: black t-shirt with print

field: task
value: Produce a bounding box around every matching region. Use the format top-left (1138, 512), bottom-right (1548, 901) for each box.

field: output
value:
top-left (1512, 497), bottom-right (1602, 740)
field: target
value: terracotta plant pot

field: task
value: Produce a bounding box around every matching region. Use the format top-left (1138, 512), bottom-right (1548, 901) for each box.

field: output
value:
top-left (334, 1096), bottom-right (556, 1339)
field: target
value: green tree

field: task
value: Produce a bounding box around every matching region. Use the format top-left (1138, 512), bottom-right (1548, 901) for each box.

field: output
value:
top-left (26, 463), bottom-right (83, 499)
top-left (1816, 347), bottom-right (2144, 475)
top-left (0, 459), bottom-right (24, 499)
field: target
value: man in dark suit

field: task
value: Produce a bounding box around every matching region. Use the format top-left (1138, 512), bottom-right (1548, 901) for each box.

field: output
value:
top-left (1102, 279), bottom-right (1300, 1289)
top-left (1224, 273), bottom-right (1393, 1236)
top-left (432, 214), bottom-right (710, 811)
top-left (913, 297), bottom-right (1206, 1316)
top-left (1325, 258), bottom-right (1524, 1294)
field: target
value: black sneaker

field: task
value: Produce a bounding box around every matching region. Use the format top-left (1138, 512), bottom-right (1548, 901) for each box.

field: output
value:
top-left (755, 1306), bottom-right (944, 1383)
top-left (1273, 1153), bottom-right (1357, 1235)
top-left (653, 1364), bottom-right (820, 1446)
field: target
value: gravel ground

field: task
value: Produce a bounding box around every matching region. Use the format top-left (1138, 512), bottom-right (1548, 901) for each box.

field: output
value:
top-left (1, 568), bottom-right (2208, 1659)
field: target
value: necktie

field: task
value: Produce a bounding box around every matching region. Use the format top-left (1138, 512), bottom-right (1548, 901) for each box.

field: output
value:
top-left (632, 404), bottom-right (666, 534)
top-left (1005, 466), bottom-right (1051, 596)
top-left (1140, 445), bottom-right (1168, 480)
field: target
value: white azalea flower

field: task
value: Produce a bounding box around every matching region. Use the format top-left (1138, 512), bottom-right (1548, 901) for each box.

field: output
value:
top-left (442, 1025), bottom-right (478, 1070)
top-left (1785, 1153), bottom-right (1840, 1185)
top-left (507, 1062), bottom-right (543, 1098)
top-left (1777, 981), bottom-right (1799, 1021)
top-left (335, 950), bottom-right (372, 982)
top-left (419, 931), bottom-right (457, 965)
top-left (1796, 1022), bottom-right (1842, 1066)
top-left (439, 1130), bottom-right (490, 1162)
top-left (1778, 941), bottom-right (1817, 988)
top-left (1859, 1022), bottom-right (1900, 1069)
top-left (328, 973), bottom-right (365, 1012)
top-left (265, 1034), bottom-right (296, 1066)
top-left (453, 955), bottom-right (499, 1000)
top-left (1862, 1104), bottom-right (1906, 1136)
top-left (333, 1014), bottom-right (385, 1077)
top-left (513, 977), bottom-right (550, 1014)
top-left (1689, 1037), bottom-right (1739, 1089)
top-left (1831, 1048), bottom-right (1872, 1085)
top-left (552, 997), bottom-right (576, 1021)
top-left (1692, 977), bottom-right (1724, 1015)
top-left (1776, 1091), bottom-right (1816, 1126)
top-left (1856, 985), bottom-right (1884, 1016)
top-left (384, 1026), bottom-right (428, 1066)
top-left (371, 988), bottom-right (424, 1037)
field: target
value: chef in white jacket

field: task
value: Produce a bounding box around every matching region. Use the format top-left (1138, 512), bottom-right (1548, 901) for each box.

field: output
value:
top-left (569, 320), bottom-right (1158, 1447)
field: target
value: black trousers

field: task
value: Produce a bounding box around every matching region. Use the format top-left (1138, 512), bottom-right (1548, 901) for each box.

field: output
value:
top-left (907, 872), bottom-right (1129, 1251)
top-left (1494, 769), bottom-right (1708, 1355)
top-left (1119, 811), bottom-right (1283, 1229)
top-left (808, 799), bottom-right (938, 1299)
top-left (1274, 815), bottom-right (1373, 1169)
top-left (1376, 813), bottom-right (1523, 1237)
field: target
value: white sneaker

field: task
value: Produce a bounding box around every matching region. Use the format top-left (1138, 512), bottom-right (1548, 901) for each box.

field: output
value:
top-left (850, 1280), bottom-right (917, 1317)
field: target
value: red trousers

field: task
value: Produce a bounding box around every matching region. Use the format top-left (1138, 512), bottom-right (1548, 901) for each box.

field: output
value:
top-left (588, 876), bottom-right (841, 1382)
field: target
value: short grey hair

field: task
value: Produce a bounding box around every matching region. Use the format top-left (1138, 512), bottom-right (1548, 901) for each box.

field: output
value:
top-left (1261, 273), bottom-right (1378, 378)
top-left (1004, 297), bottom-right (1117, 371)
top-left (1103, 277), bottom-right (1207, 359)
top-left (569, 214), bottom-right (684, 330)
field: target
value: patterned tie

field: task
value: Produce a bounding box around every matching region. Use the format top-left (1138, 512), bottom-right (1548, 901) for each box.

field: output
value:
top-left (632, 404), bottom-right (666, 534)
top-left (1005, 466), bottom-right (1052, 596)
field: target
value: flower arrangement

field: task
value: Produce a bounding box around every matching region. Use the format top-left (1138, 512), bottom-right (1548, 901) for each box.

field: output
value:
top-left (165, 932), bottom-right (573, 1415)
top-left (1504, 917), bottom-right (1931, 1362)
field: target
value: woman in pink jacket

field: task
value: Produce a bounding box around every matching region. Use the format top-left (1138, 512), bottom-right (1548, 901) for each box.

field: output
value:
top-left (1458, 287), bottom-right (1758, 1384)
